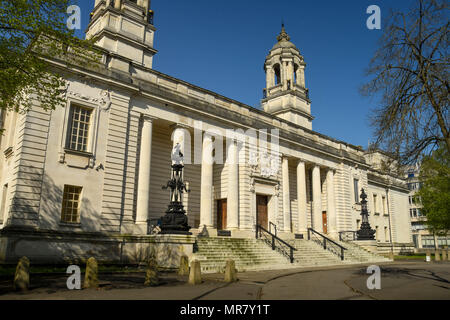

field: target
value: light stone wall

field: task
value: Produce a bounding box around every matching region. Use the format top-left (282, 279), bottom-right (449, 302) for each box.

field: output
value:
top-left (0, 75), bottom-right (413, 247)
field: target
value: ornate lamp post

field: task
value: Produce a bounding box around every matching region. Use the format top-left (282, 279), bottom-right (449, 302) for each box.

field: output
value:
top-left (159, 144), bottom-right (192, 235)
top-left (356, 188), bottom-right (376, 240)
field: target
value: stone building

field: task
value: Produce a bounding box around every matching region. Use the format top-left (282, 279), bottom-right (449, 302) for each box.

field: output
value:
top-left (0, 0), bottom-right (413, 264)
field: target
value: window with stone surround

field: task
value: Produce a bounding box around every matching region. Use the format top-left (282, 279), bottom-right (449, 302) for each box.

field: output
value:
top-left (66, 105), bottom-right (93, 153)
top-left (61, 185), bottom-right (82, 224)
top-left (373, 194), bottom-right (378, 214)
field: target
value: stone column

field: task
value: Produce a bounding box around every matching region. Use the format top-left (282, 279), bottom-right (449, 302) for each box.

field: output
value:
top-left (200, 133), bottom-right (213, 229)
top-left (312, 165), bottom-right (322, 232)
top-left (114, 0), bottom-right (122, 9)
top-left (296, 160), bottom-right (307, 235)
top-left (136, 115), bottom-right (155, 233)
top-left (266, 67), bottom-right (272, 90)
top-left (327, 169), bottom-right (337, 238)
top-left (282, 157), bottom-right (291, 232)
top-left (227, 141), bottom-right (239, 230)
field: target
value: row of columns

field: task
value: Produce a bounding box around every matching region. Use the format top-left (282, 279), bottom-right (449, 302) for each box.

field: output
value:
top-left (135, 117), bottom-right (240, 233)
top-left (135, 115), bottom-right (336, 236)
top-left (283, 158), bottom-right (337, 236)
top-left (200, 134), bottom-right (239, 230)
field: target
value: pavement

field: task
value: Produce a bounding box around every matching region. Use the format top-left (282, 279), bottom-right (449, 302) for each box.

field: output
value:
top-left (0, 261), bottom-right (449, 300)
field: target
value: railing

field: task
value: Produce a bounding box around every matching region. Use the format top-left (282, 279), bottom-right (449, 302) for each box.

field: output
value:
top-left (269, 222), bottom-right (278, 237)
top-left (339, 231), bottom-right (357, 242)
top-left (308, 228), bottom-right (347, 261)
top-left (256, 225), bottom-right (296, 263)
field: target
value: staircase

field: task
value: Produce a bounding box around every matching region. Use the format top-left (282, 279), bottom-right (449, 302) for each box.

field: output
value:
top-left (338, 241), bottom-right (392, 263)
top-left (194, 237), bottom-right (296, 273)
top-left (194, 237), bottom-right (392, 274)
top-left (288, 239), bottom-right (344, 267)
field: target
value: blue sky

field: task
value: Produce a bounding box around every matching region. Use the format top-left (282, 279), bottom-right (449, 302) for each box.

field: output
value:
top-left (75, 0), bottom-right (414, 148)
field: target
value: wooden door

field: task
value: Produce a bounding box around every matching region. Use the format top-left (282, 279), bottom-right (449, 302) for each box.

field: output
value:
top-left (322, 211), bottom-right (328, 234)
top-left (256, 195), bottom-right (268, 229)
top-left (217, 199), bottom-right (227, 230)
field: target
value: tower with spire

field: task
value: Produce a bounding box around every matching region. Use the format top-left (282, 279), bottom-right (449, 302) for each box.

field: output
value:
top-left (86, 0), bottom-right (157, 69)
top-left (262, 25), bottom-right (313, 130)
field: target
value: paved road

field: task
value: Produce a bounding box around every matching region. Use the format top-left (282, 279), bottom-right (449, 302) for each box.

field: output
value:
top-left (0, 261), bottom-right (449, 300)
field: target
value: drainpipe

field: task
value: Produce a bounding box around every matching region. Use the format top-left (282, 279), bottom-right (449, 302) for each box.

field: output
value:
top-left (385, 187), bottom-right (394, 256)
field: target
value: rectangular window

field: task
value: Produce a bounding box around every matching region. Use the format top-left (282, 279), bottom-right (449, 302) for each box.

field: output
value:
top-left (382, 196), bottom-right (386, 214)
top-left (353, 179), bottom-right (359, 203)
top-left (61, 185), bottom-right (82, 224)
top-left (384, 227), bottom-right (389, 242)
top-left (373, 194), bottom-right (378, 213)
top-left (66, 105), bottom-right (92, 152)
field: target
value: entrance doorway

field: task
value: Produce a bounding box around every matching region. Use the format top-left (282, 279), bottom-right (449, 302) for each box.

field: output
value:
top-left (256, 195), bottom-right (268, 229)
top-left (217, 199), bottom-right (227, 230)
top-left (322, 211), bottom-right (328, 234)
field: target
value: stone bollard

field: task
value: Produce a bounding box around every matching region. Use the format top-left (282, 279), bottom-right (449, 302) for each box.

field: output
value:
top-left (442, 249), bottom-right (447, 261)
top-left (426, 250), bottom-right (431, 262)
top-left (178, 255), bottom-right (189, 276)
top-left (224, 260), bottom-right (237, 283)
top-left (434, 249), bottom-right (440, 262)
top-left (144, 257), bottom-right (159, 287)
top-left (14, 256), bottom-right (30, 292)
top-left (83, 257), bottom-right (99, 289)
top-left (188, 260), bottom-right (202, 285)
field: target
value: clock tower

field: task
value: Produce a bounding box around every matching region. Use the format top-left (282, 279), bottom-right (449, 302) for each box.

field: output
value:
top-left (86, 0), bottom-right (157, 69)
top-left (262, 25), bottom-right (313, 130)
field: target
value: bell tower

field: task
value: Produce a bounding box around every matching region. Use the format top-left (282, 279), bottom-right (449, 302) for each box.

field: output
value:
top-left (262, 25), bottom-right (313, 130)
top-left (86, 0), bottom-right (157, 69)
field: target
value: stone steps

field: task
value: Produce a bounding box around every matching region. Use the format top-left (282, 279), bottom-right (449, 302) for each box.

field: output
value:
top-left (193, 237), bottom-right (392, 274)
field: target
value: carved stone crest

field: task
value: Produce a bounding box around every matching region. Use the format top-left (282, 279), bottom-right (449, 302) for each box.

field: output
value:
top-left (249, 151), bottom-right (280, 178)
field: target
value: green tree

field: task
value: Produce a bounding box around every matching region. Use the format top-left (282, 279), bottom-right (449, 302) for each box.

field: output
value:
top-left (0, 0), bottom-right (98, 115)
top-left (417, 144), bottom-right (450, 238)
top-left (362, 0), bottom-right (449, 165)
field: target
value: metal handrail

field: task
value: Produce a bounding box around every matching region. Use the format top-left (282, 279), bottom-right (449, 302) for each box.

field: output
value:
top-left (339, 231), bottom-right (357, 242)
top-left (308, 228), bottom-right (347, 261)
top-left (256, 225), bottom-right (297, 263)
top-left (269, 222), bottom-right (278, 237)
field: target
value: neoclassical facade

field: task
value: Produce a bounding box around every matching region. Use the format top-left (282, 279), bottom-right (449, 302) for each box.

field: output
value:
top-left (0, 0), bottom-right (412, 263)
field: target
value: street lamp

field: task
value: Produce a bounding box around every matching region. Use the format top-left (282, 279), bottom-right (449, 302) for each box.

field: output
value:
top-left (357, 188), bottom-right (376, 240)
top-left (159, 144), bottom-right (192, 235)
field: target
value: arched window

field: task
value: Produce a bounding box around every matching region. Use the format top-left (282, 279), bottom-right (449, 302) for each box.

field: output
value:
top-left (294, 64), bottom-right (299, 85)
top-left (274, 64), bottom-right (281, 85)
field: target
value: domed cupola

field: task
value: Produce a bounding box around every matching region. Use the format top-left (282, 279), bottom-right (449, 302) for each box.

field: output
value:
top-left (262, 25), bottom-right (313, 130)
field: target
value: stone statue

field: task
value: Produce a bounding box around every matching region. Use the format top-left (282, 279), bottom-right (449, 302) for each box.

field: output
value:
top-left (171, 143), bottom-right (184, 165)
